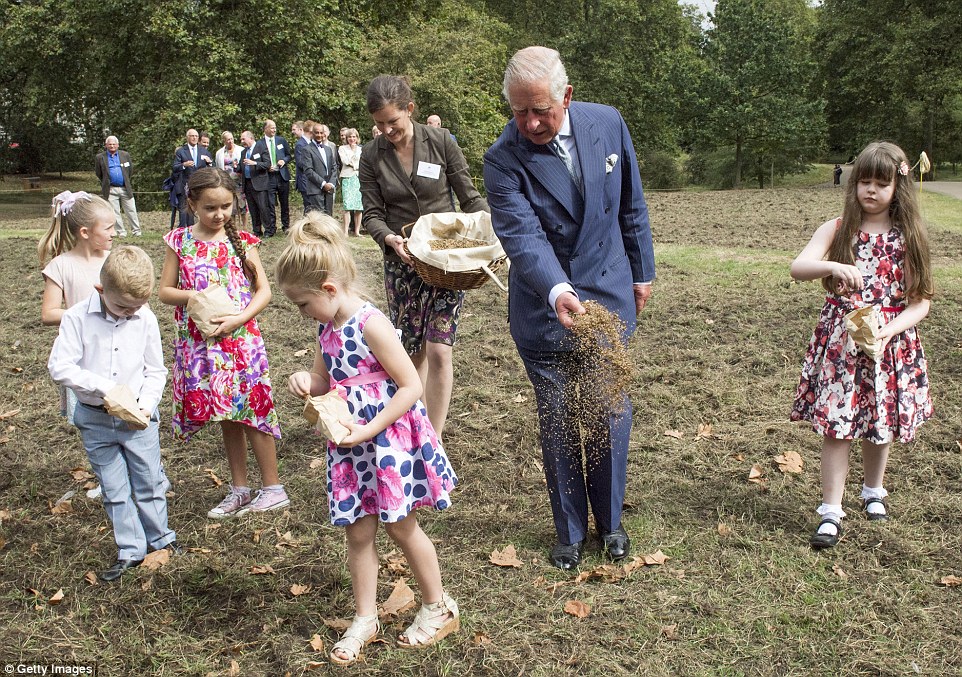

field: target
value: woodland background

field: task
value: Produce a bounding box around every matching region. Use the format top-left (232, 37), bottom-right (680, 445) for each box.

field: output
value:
top-left (2, 0), bottom-right (962, 198)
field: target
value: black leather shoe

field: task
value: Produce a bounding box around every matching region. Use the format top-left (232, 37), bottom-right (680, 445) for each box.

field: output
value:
top-left (550, 541), bottom-right (584, 571)
top-left (98, 559), bottom-right (143, 582)
top-left (810, 518), bottom-right (842, 549)
top-left (165, 540), bottom-right (185, 556)
top-left (600, 525), bottom-right (631, 561)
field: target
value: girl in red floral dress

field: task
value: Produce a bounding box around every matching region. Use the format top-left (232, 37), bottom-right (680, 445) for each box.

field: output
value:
top-left (790, 142), bottom-right (933, 549)
top-left (159, 168), bottom-right (287, 519)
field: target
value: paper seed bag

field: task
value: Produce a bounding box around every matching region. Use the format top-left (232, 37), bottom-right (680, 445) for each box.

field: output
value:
top-left (103, 384), bottom-right (149, 430)
top-left (303, 392), bottom-right (351, 445)
top-left (844, 305), bottom-right (884, 360)
top-left (187, 285), bottom-right (238, 339)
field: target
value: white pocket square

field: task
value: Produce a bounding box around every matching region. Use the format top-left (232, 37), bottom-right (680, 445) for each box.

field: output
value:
top-left (605, 154), bottom-right (619, 174)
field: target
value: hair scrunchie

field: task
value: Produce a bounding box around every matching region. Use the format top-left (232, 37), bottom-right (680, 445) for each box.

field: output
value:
top-left (52, 190), bottom-right (92, 216)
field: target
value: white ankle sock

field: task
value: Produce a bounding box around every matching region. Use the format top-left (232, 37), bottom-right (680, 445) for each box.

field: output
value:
top-left (861, 485), bottom-right (888, 515)
top-left (816, 503), bottom-right (845, 535)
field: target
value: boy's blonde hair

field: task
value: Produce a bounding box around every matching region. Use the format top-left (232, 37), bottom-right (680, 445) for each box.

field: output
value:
top-left (100, 246), bottom-right (154, 299)
top-left (276, 211), bottom-right (357, 291)
top-left (37, 191), bottom-right (115, 264)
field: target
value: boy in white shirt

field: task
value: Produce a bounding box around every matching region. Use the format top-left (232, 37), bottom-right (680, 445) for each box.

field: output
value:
top-left (48, 246), bottom-right (179, 582)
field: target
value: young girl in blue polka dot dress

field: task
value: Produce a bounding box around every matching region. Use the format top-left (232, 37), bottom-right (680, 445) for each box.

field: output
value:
top-left (278, 212), bottom-right (458, 666)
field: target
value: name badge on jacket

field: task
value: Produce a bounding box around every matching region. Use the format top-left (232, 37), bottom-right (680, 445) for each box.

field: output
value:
top-left (122, 162), bottom-right (130, 167)
top-left (416, 161), bottom-right (441, 180)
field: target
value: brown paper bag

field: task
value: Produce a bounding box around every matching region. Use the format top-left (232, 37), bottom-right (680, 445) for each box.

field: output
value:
top-left (303, 391), bottom-right (351, 445)
top-left (103, 384), bottom-right (149, 430)
top-left (187, 285), bottom-right (238, 339)
top-left (844, 305), bottom-right (884, 360)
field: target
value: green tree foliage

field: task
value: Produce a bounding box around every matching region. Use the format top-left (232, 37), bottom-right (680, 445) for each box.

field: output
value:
top-left (692, 0), bottom-right (826, 187)
top-left (818, 0), bottom-right (962, 173)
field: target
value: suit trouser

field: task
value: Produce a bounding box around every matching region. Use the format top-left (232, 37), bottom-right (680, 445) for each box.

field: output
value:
top-left (245, 183), bottom-right (267, 235)
top-left (176, 191), bottom-right (194, 228)
top-left (517, 345), bottom-right (631, 545)
top-left (73, 403), bottom-right (175, 560)
top-left (107, 186), bottom-right (141, 235)
top-left (303, 193), bottom-right (325, 214)
top-left (265, 172), bottom-right (290, 234)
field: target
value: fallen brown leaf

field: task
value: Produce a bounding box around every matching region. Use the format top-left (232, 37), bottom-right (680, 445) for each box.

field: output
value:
top-left (290, 583), bottom-right (311, 596)
top-left (563, 599), bottom-right (591, 618)
top-left (0, 408), bottom-right (21, 419)
top-left (141, 548), bottom-right (170, 571)
top-left (379, 579), bottom-right (416, 618)
top-left (748, 464), bottom-right (764, 483)
top-left (309, 458), bottom-right (325, 470)
top-left (293, 349), bottom-right (309, 357)
top-left (939, 574), bottom-right (962, 587)
top-left (305, 662), bottom-right (326, 671)
top-left (696, 423), bottom-right (714, 439)
top-left (50, 500), bottom-right (73, 515)
top-left (574, 563), bottom-right (625, 584)
top-left (661, 624), bottom-right (679, 640)
top-left (70, 467), bottom-right (95, 482)
top-left (141, 577), bottom-right (153, 592)
top-left (832, 564), bottom-right (848, 581)
top-left (0, 509), bottom-right (11, 520)
top-left (309, 634), bottom-right (324, 652)
top-left (643, 550), bottom-right (669, 566)
top-left (228, 659), bottom-right (240, 677)
top-left (203, 468), bottom-right (223, 487)
top-left (252, 528), bottom-right (264, 543)
top-left (622, 556), bottom-right (647, 576)
top-left (249, 564), bottom-right (275, 575)
top-left (663, 429), bottom-right (684, 439)
top-left (83, 571), bottom-right (98, 586)
top-left (774, 451), bottom-right (804, 474)
top-left (717, 523), bottom-right (732, 537)
top-left (473, 632), bottom-right (492, 646)
top-left (322, 618), bottom-right (352, 632)
top-left (48, 589), bottom-right (65, 605)
top-left (512, 393), bottom-right (527, 403)
top-left (490, 544), bottom-right (524, 568)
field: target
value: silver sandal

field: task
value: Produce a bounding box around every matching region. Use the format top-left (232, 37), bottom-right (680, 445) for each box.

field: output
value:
top-left (330, 614), bottom-right (380, 666)
top-left (397, 592), bottom-right (460, 649)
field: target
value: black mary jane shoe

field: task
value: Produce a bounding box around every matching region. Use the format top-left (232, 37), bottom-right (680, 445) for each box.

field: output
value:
top-left (98, 558), bottom-right (143, 582)
top-left (600, 525), bottom-right (632, 561)
top-left (550, 541), bottom-right (585, 571)
top-left (863, 497), bottom-right (890, 522)
top-left (809, 518), bottom-right (842, 550)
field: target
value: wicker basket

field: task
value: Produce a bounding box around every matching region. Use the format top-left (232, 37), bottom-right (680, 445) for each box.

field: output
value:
top-left (401, 222), bottom-right (508, 291)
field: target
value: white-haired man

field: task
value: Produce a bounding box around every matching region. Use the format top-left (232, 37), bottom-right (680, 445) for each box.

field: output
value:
top-left (483, 46), bottom-right (655, 571)
top-left (95, 136), bottom-right (142, 236)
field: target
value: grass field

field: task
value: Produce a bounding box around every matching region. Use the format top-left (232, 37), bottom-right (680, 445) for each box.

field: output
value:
top-left (1, 185), bottom-right (960, 676)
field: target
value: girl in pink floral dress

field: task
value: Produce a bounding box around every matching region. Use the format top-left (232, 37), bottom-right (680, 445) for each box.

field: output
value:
top-left (790, 142), bottom-right (933, 549)
top-left (159, 168), bottom-right (287, 519)
top-left (278, 212), bottom-right (458, 666)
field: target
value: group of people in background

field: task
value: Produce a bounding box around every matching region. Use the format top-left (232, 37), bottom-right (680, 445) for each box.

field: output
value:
top-left (42, 45), bottom-right (932, 666)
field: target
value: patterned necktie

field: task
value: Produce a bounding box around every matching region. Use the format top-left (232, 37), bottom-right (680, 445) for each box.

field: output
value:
top-left (551, 138), bottom-right (581, 193)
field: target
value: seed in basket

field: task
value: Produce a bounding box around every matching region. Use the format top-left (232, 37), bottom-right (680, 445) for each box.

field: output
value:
top-left (428, 238), bottom-right (489, 251)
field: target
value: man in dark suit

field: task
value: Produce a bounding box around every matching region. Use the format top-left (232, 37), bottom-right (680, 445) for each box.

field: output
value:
top-left (95, 135), bottom-right (141, 236)
top-left (239, 130), bottom-right (269, 236)
top-left (291, 121), bottom-right (309, 212)
top-left (171, 128), bottom-right (214, 227)
top-left (250, 119), bottom-right (291, 236)
top-left (484, 46), bottom-right (656, 571)
top-left (297, 122), bottom-right (338, 216)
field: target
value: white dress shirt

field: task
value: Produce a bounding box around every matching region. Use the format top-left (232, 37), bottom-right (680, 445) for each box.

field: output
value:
top-left (48, 293), bottom-right (167, 413)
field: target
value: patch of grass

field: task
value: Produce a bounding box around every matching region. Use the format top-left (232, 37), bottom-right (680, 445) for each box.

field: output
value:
top-left (922, 191), bottom-right (962, 234)
top-left (2, 186), bottom-right (962, 675)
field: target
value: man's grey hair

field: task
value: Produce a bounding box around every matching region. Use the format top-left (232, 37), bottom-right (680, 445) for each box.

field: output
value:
top-left (502, 46), bottom-right (568, 105)
top-left (105, 135), bottom-right (119, 145)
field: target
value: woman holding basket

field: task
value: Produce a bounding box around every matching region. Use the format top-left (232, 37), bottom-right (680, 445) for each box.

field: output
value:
top-left (359, 75), bottom-right (488, 438)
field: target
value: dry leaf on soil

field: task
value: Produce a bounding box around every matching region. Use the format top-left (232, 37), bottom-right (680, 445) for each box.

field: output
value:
top-left (141, 548), bottom-right (170, 571)
top-left (774, 451), bottom-right (804, 474)
top-left (832, 564), bottom-right (848, 581)
top-left (290, 584), bottom-right (311, 596)
top-left (696, 423), bottom-right (714, 439)
top-left (141, 577), bottom-right (153, 592)
top-left (939, 575), bottom-right (962, 587)
top-left (0, 408), bottom-right (21, 419)
top-left (490, 544), bottom-right (524, 568)
top-left (717, 523), bottom-right (732, 537)
top-left (563, 599), bottom-right (591, 618)
top-left (294, 349), bottom-right (309, 357)
top-left (748, 465), bottom-right (764, 483)
top-left (48, 589), bottom-right (65, 605)
top-left (309, 634), bottom-right (324, 652)
top-left (574, 563), bottom-right (626, 584)
top-left (249, 564), bottom-right (275, 575)
top-left (50, 500), bottom-right (73, 515)
top-left (0, 509), bottom-right (11, 520)
top-left (661, 624), bottom-right (679, 640)
top-left (379, 579), bottom-right (416, 619)
top-left (305, 662), bottom-right (325, 671)
top-left (663, 429), bottom-right (684, 439)
top-left (473, 632), bottom-right (492, 646)
top-left (83, 571), bottom-right (98, 586)
top-left (512, 393), bottom-right (527, 403)
top-left (203, 468), bottom-right (223, 487)
top-left (643, 550), bottom-right (669, 566)
top-left (323, 618), bottom-right (352, 632)
top-left (309, 458), bottom-right (325, 469)
top-left (70, 467), bottom-right (95, 482)
top-left (228, 660), bottom-right (240, 677)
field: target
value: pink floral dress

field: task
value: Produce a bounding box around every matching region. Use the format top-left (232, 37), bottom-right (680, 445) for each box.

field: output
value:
top-left (321, 303), bottom-right (455, 525)
top-left (791, 225), bottom-right (932, 443)
top-left (163, 228), bottom-right (281, 441)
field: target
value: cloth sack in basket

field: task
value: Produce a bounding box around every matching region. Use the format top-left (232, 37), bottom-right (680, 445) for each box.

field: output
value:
top-left (406, 211), bottom-right (507, 274)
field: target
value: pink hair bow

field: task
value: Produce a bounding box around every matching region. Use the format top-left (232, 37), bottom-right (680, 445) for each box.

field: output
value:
top-left (52, 190), bottom-right (92, 216)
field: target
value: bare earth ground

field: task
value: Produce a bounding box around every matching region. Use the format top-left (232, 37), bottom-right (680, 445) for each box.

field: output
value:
top-left (1, 187), bottom-right (960, 676)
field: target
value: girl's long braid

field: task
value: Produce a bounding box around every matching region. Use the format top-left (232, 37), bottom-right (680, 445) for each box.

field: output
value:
top-left (224, 216), bottom-right (257, 285)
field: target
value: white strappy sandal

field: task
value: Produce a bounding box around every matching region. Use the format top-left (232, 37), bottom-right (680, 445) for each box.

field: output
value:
top-left (396, 592), bottom-right (460, 649)
top-left (330, 614), bottom-right (380, 666)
